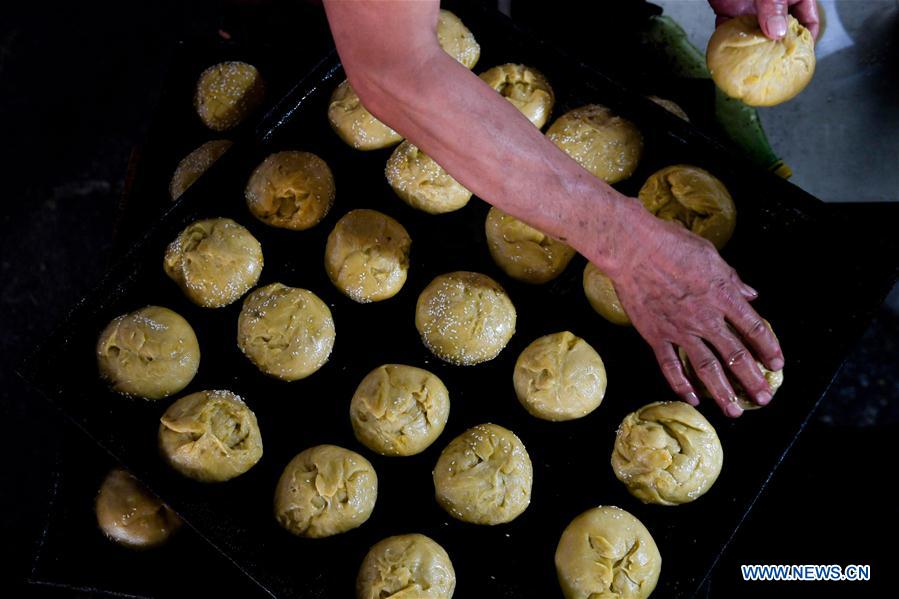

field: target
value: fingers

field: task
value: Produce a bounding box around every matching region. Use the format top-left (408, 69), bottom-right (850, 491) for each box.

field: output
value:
top-left (682, 338), bottom-right (742, 418)
top-left (791, 0), bottom-right (820, 38)
top-left (731, 272), bottom-right (758, 300)
top-left (754, 0), bottom-right (789, 39)
top-left (708, 326), bottom-right (773, 406)
top-left (726, 299), bottom-right (785, 371)
top-left (653, 342), bottom-right (700, 406)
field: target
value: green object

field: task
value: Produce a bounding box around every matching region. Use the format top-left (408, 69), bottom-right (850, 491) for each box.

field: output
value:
top-left (643, 15), bottom-right (710, 79)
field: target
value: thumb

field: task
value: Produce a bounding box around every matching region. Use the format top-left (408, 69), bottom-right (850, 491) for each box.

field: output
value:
top-left (755, 0), bottom-right (789, 39)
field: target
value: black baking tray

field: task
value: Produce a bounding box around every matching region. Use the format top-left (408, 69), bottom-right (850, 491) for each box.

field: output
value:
top-left (20, 1), bottom-right (899, 598)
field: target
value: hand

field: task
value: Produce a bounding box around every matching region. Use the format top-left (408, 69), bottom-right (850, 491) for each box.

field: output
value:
top-left (610, 211), bottom-right (785, 418)
top-left (708, 0), bottom-right (820, 40)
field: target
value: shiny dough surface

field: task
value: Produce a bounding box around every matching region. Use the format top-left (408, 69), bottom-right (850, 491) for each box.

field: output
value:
top-left (485, 207), bottom-right (575, 284)
top-left (194, 61), bottom-right (264, 131)
top-left (386, 142), bottom-right (471, 214)
top-left (169, 139), bottom-right (232, 199)
top-left (356, 533), bottom-right (456, 599)
top-left (245, 151), bottom-right (335, 230)
top-left (96, 468), bottom-right (181, 548)
top-left (328, 79), bottom-right (403, 151)
top-left (479, 63), bottom-right (554, 128)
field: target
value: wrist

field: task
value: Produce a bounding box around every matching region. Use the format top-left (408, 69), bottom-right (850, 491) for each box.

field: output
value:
top-left (579, 194), bottom-right (659, 280)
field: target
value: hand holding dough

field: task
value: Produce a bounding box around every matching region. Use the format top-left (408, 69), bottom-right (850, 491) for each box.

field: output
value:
top-left (356, 534), bottom-right (456, 599)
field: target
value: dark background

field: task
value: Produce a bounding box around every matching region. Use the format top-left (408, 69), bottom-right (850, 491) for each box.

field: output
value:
top-left (1, 1), bottom-right (896, 597)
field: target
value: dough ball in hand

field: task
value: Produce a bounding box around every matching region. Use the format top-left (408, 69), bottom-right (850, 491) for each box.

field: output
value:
top-left (96, 306), bottom-right (200, 400)
top-left (356, 533), bottom-right (456, 599)
top-left (707, 14), bottom-right (815, 107)
top-left (194, 61), bottom-right (265, 131)
top-left (479, 63), bottom-right (554, 128)
top-left (555, 506), bottom-right (661, 599)
top-left (169, 139), bottom-right (232, 200)
top-left (386, 142), bottom-right (472, 214)
top-left (582, 263), bottom-right (630, 326)
top-left (328, 79), bottom-right (403, 151)
top-left (437, 9), bottom-right (480, 69)
top-left (350, 364), bottom-right (450, 457)
top-left (485, 207), bottom-right (575, 284)
top-left (164, 217), bottom-right (263, 308)
top-left (274, 445), bottom-right (377, 538)
top-left (611, 401), bottom-right (723, 505)
top-left (159, 390), bottom-right (263, 482)
top-left (415, 271), bottom-right (516, 365)
top-left (245, 151), bottom-right (335, 230)
top-left (433, 423), bottom-right (532, 525)
top-left (96, 468), bottom-right (181, 549)
top-left (514, 331), bottom-right (606, 421)
top-left (325, 209), bottom-right (411, 303)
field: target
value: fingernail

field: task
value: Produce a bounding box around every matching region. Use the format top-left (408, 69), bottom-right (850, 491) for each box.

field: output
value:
top-left (745, 284), bottom-right (758, 297)
top-left (685, 392), bottom-right (700, 406)
top-left (767, 15), bottom-right (787, 38)
top-left (770, 357), bottom-right (785, 371)
top-left (756, 390), bottom-right (772, 406)
top-left (726, 402), bottom-right (743, 418)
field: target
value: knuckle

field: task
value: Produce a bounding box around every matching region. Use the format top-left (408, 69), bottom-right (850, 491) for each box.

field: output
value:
top-left (695, 356), bottom-right (722, 376)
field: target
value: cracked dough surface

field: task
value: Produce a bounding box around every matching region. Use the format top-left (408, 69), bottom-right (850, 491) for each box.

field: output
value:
top-left (433, 423), bottom-right (532, 525)
top-left (274, 444), bottom-right (377, 538)
top-left (436, 9), bottom-right (480, 69)
top-left (237, 283), bottom-right (335, 381)
top-left (707, 14), bottom-right (815, 107)
top-left (583, 263), bottom-right (630, 326)
top-left (351, 364), bottom-right (450, 457)
top-left (95, 468), bottom-right (181, 548)
top-left (555, 505), bottom-right (661, 599)
top-left (479, 63), bottom-right (554, 128)
top-left (194, 61), bottom-right (265, 131)
top-left (356, 533), bottom-right (456, 599)
top-left (159, 390), bottom-right (263, 482)
top-left (546, 104), bottom-right (643, 184)
top-left (485, 207), bottom-right (575, 284)
top-left (164, 217), bottom-right (263, 308)
top-left (415, 271), bottom-right (516, 365)
top-left (639, 165), bottom-right (736, 250)
top-left (328, 79), bottom-right (403, 151)
top-left (325, 209), bottom-right (411, 303)
top-left (514, 331), bottom-right (606, 421)
top-left (96, 305), bottom-right (199, 400)
top-left (386, 142), bottom-right (472, 214)
top-left (245, 151), bottom-right (335, 230)
top-left (612, 401), bottom-right (723, 505)
top-left (169, 139), bottom-right (232, 199)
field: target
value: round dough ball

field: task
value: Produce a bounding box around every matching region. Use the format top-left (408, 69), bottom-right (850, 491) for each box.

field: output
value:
top-left (328, 79), bottom-right (403, 151)
top-left (169, 139), bottom-right (232, 200)
top-left (678, 321), bottom-right (784, 410)
top-left (159, 390), bottom-right (263, 482)
top-left (433, 423), bottom-right (532, 525)
top-left (707, 15), bottom-right (815, 107)
top-left (274, 444), bottom-right (377, 538)
top-left (95, 468), bottom-right (181, 549)
top-left (245, 151), bottom-right (335, 230)
top-left (386, 142), bottom-right (471, 214)
top-left (194, 61), bottom-right (265, 131)
top-left (555, 506), bottom-right (661, 599)
top-left (163, 217), bottom-right (263, 308)
top-left (582, 263), bottom-right (630, 326)
top-left (485, 207), bottom-right (575, 284)
top-left (415, 271), bottom-right (516, 365)
top-left (513, 331), bottom-right (607, 421)
top-left (350, 364), bottom-right (450, 457)
top-left (357, 533), bottom-right (456, 599)
top-left (639, 165), bottom-right (737, 250)
top-left (546, 104), bottom-right (643, 184)
top-left (237, 283), bottom-right (335, 381)
top-left (611, 401), bottom-right (723, 505)
top-left (325, 209), bottom-right (411, 303)
top-left (437, 9), bottom-right (480, 69)
top-left (648, 96), bottom-right (689, 121)
top-left (479, 64), bottom-right (554, 128)
top-left (96, 306), bottom-right (199, 400)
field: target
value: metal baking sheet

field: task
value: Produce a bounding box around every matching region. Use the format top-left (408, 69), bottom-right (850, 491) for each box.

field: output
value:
top-left (20, 1), bottom-right (899, 597)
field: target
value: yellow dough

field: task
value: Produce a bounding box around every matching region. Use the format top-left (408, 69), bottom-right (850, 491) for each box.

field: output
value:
top-left (415, 271), bottom-right (516, 365)
top-left (328, 80), bottom-right (403, 151)
top-left (159, 390), bottom-right (263, 482)
top-left (582, 263), bottom-right (630, 326)
top-left (245, 151), bottom-right (335, 230)
top-left (433, 423), bottom-right (532, 525)
top-left (479, 64), bottom-right (554, 128)
top-left (485, 207), bottom-right (575, 284)
top-left (648, 96), bottom-right (689, 121)
top-left (96, 306), bottom-right (199, 400)
top-left (513, 331), bottom-right (607, 421)
top-left (386, 142), bottom-right (472, 214)
top-left (95, 468), bottom-right (181, 549)
top-left (274, 444), bottom-right (377, 538)
top-left (325, 209), bottom-right (411, 303)
top-left (639, 165), bottom-right (736, 250)
top-left (555, 506), bottom-right (661, 599)
top-left (350, 364), bottom-right (450, 457)
top-left (611, 401), bottom-right (723, 505)
top-left (169, 139), bottom-right (232, 199)
top-left (356, 534), bottom-right (456, 599)
top-left (707, 14), bottom-right (816, 107)
top-left (194, 61), bottom-right (265, 131)
top-left (237, 283), bottom-right (335, 381)
top-left (437, 9), bottom-right (480, 69)
top-left (164, 217), bottom-right (263, 308)
top-left (678, 320), bottom-right (784, 410)
top-left (546, 104), bottom-right (643, 184)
